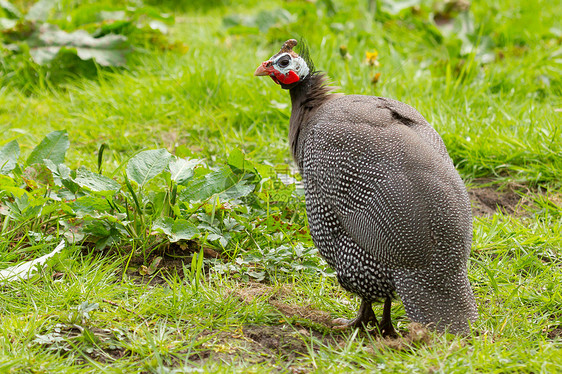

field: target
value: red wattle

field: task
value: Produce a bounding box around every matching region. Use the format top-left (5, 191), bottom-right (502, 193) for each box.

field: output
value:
top-left (280, 70), bottom-right (300, 85)
top-left (271, 69), bottom-right (300, 85)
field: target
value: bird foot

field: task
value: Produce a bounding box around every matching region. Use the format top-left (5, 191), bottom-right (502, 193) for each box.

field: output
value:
top-left (332, 316), bottom-right (396, 337)
top-left (379, 297), bottom-right (398, 338)
top-left (378, 319), bottom-right (398, 338)
top-left (332, 317), bottom-right (373, 330)
top-left (332, 299), bottom-right (379, 331)
top-left (332, 297), bottom-right (397, 338)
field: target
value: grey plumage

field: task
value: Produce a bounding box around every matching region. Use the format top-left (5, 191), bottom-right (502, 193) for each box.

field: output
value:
top-left (255, 40), bottom-right (478, 334)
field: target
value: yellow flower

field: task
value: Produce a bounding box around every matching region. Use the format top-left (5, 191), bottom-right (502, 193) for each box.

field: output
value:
top-left (366, 50), bottom-right (380, 67)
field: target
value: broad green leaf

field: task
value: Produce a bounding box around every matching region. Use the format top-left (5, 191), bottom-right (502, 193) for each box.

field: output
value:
top-left (44, 159), bottom-right (70, 185)
top-left (25, 0), bottom-right (56, 21)
top-left (207, 232), bottom-right (229, 247)
top-left (75, 167), bottom-right (120, 192)
top-left (0, 174), bottom-right (15, 187)
top-left (75, 43), bottom-right (128, 67)
top-left (26, 130), bottom-right (69, 166)
top-left (152, 217), bottom-right (198, 242)
top-left (180, 166), bottom-right (235, 202)
top-left (219, 179), bottom-right (255, 200)
top-left (4, 193), bottom-right (43, 221)
top-left (180, 166), bottom-right (256, 202)
top-left (0, 175), bottom-right (28, 200)
top-left (0, 185), bottom-right (29, 199)
top-left (30, 46), bottom-right (61, 66)
top-left (44, 159), bottom-right (79, 192)
top-left (174, 144), bottom-right (196, 159)
top-left (83, 219), bottom-right (111, 237)
top-left (170, 219), bottom-right (199, 242)
top-left (169, 157), bottom-right (201, 185)
top-left (70, 195), bottom-right (112, 218)
top-left (23, 164), bottom-right (54, 188)
top-left (126, 149), bottom-right (172, 188)
top-left (227, 148), bottom-right (245, 173)
top-left (152, 216), bottom-right (173, 235)
top-left (0, 140), bottom-right (19, 175)
top-left (253, 163), bottom-right (276, 179)
top-left (26, 24), bottom-right (129, 66)
top-left (81, 218), bottom-right (127, 250)
top-left (0, 0), bottom-right (22, 19)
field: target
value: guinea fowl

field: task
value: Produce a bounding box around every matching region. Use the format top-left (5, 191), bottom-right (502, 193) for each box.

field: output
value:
top-left (254, 39), bottom-right (478, 335)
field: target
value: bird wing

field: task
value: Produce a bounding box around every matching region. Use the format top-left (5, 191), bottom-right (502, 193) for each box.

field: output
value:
top-left (304, 96), bottom-right (471, 270)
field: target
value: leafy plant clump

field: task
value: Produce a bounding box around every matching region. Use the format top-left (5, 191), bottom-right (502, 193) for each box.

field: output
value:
top-left (0, 131), bottom-right (327, 281)
top-left (0, 0), bottom-right (182, 87)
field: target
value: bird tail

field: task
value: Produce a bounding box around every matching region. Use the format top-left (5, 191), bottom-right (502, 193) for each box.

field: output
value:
top-left (393, 267), bottom-right (478, 334)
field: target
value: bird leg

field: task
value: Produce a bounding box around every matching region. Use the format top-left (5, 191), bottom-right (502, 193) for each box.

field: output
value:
top-left (333, 297), bottom-right (397, 337)
top-left (378, 296), bottom-right (397, 338)
top-left (333, 299), bottom-right (379, 330)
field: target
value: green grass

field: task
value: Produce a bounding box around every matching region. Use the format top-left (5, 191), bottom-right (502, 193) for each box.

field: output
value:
top-left (1, 0), bottom-right (562, 372)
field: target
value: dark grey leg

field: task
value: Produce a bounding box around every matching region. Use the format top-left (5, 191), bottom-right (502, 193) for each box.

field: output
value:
top-left (378, 296), bottom-right (397, 337)
top-left (332, 299), bottom-right (379, 330)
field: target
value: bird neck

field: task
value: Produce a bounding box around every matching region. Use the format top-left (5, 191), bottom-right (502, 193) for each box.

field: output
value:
top-left (288, 73), bottom-right (340, 165)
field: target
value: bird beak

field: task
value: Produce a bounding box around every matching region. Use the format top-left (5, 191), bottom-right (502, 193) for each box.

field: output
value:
top-left (254, 61), bottom-right (272, 76)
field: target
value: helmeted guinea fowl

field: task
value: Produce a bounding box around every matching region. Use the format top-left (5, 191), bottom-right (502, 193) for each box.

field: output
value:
top-left (254, 39), bottom-right (478, 335)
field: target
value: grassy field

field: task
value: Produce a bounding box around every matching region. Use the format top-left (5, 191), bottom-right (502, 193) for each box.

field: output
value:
top-left (1, 0), bottom-right (561, 372)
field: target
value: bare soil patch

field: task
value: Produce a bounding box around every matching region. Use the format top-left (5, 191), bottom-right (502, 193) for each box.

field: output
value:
top-left (546, 326), bottom-right (562, 340)
top-left (88, 280), bottom-right (436, 370)
top-left (186, 324), bottom-right (341, 371)
top-left (231, 283), bottom-right (334, 327)
top-left (230, 282), bottom-right (433, 350)
top-left (186, 321), bottom-right (432, 371)
top-left (468, 183), bottom-right (533, 217)
top-left (243, 324), bottom-right (324, 360)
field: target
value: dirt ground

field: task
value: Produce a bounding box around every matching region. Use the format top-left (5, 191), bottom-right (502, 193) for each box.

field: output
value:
top-left (547, 326), bottom-right (562, 340)
top-left (468, 183), bottom-right (534, 217)
top-left (186, 283), bottom-right (433, 370)
top-left (107, 183), bottom-right (558, 370)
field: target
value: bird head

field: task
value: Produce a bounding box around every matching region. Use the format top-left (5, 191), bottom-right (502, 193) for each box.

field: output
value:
top-left (254, 39), bottom-right (311, 89)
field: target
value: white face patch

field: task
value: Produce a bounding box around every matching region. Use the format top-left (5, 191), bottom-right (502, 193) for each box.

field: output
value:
top-left (271, 53), bottom-right (310, 79)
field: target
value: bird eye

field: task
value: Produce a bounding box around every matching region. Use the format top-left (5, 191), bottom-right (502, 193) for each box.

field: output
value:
top-left (278, 58), bottom-right (290, 68)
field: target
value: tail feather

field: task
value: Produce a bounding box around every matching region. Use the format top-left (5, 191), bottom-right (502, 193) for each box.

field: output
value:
top-left (393, 267), bottom-right (478, 334)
